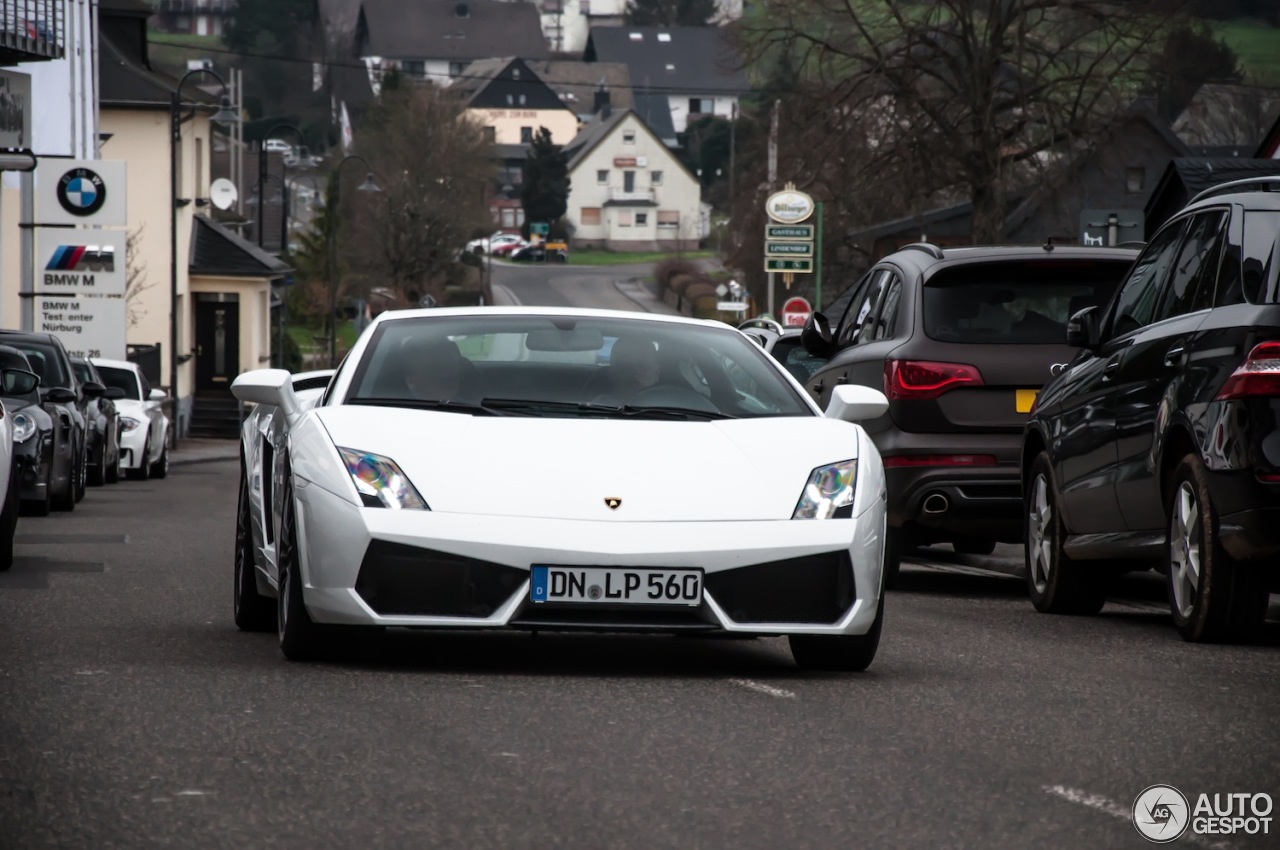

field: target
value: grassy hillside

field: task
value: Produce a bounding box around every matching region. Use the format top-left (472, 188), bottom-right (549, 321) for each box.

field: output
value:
top-left (1214, 20), bottom-right (1280, 86)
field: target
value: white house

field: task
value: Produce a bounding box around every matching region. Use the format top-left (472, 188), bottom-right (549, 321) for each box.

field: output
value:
top-left (562, 106), bottom-right (703, 251)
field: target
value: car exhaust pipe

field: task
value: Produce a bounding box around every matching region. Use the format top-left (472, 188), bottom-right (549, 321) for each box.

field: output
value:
top-left (922, 493), bottom-right (949, 516)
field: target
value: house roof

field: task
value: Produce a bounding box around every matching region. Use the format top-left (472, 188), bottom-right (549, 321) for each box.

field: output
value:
top-left (190, 215), bottom-right (293, 279)
top-left (1145, 157), bottom-right (1280, 227)
top-left (583, 26), bottom-right (749, 96)
top-left (633, 92), bottom-right (678, 146)
top-left (1174, 83), bottom-right (1280, 151)
top-left (846, 200), bottom-right (977, 242)
top-left (563, 108), bottom-right (697, 183)
top-left (357, 0), bottom-right (550, 61)
top-left (98, 2), bottom-right (220, 109)
top-left (452, 57), bottom-right (571, 111)
top-left (525, 60), bottom-right (634, 116)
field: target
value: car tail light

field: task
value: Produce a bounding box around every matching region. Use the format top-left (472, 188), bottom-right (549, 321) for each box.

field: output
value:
top-left (1258, 473), bottom-right (1280, 483)
top-left (1216, 341), bottom-right (1280, 400)
top-left (882, 454), bottom-right (998, 469)
top-left (884, 360), bottom-right (983, 400)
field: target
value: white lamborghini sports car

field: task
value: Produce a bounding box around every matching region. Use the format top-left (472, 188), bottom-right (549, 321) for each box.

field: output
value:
top-left (231, 307), bottom-right (891, 670)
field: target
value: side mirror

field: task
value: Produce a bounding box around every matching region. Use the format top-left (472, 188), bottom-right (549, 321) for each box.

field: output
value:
top-left (801, 311), bottom-right (836, 359)
top-left (104, 387), bottom-right (126, 400)
top-left (82, 381), bottom-right (106, 398)
top-left (148, 388), bottom-right (167, 402)
top-left (232, 368), bottom-right (300, 422)
top-left (1, 368), bottom-right (39, 396)
top-left (43, 387), bottom-right (77, 404)
top-left (824, 384), bottom-right (889, 422)
top-left (1066, 306), bottom-right (1101, 350)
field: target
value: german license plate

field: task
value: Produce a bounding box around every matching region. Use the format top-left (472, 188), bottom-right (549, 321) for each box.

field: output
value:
top-left (530, 566), bottom-right (703, 606)
top-left (1016, 389), bottom-right (1038, 413)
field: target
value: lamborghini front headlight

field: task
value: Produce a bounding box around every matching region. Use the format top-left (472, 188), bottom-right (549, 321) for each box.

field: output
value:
top-left (792, 459), bottom-right (858, 520)
top-left (337, 448), bottom-right (429, 510)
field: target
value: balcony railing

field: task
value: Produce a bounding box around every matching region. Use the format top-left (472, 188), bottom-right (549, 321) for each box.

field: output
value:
top-left (0, 0), bottom-right (64, 63)
top-left (608, 187), bottom-right (656, 203)
top-left (157, 0), bottom-right (234, 13)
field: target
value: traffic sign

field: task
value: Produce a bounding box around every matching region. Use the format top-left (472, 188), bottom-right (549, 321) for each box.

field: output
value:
top-left (765, 241), bottom-right (813, 257)
top-left (765, 258), bottom-right (813, 273)
top-left (766, 224), bottom-right (814, 240)
top-left (716, 301), bottom-right (749, 312)
top-left (781, 296), bottom-right (811, 327)
top-left (530, 222), bottom-right (550, 235)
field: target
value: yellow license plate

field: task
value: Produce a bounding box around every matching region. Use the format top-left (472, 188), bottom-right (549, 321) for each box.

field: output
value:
top-left (1016, 389), bottom-right (1038, 413)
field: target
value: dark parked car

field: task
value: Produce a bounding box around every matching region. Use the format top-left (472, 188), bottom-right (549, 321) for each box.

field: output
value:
top-left (72, 358), bottom-right (124, 486)
top-left (0, 331), bottom-right (97, 511)
top-left (511, 244), bottom-right (567, 263)
top-left (0, 346), bottom-right (52, 516)
top-left (800, 243), bottom-right (1139, 582)
top-left (1022, 178), bottom-right (1280, 642)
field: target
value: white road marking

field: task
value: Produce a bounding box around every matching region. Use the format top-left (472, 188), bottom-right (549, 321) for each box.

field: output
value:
top-left (74, 670), bottom-right (108, 676)
top-left (729, 679), bottom-right (796, 699)
top-left (1043, 785), bottom-right (1236, 850)
top-left (175, 790), bottom-right (212, 797)
top-left (908, 561), bottom-right (1017, 580)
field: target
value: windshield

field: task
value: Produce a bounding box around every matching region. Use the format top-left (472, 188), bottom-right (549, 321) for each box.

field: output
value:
top-left (96, 365), bottom-right (142, 401)
top-left (344, 315), bottom-right (814, 419)
top-left (8, 341), bottom-right (70, 389)
top-left (923, 260), bottom-right (1132, 344)
top-left (72, 362), bottom-right (92, 384)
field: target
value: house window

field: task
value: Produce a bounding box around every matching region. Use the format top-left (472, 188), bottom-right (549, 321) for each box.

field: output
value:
top-left (597, 169), bottom-right (608, 185)
top-left (1126, 167), bottom-right (1145, 194)
top-left (665, 64), bottom-right (675, 73)
top-left (490, 205), bottom-right (500, 223)
top-left (688, 98), bottom-right (711, 115)
top-left (618, 211), bottom-right (633, 226)
top-left (623, 130), bottom-right (636, 144)
top-left (657, 33), bottom-right (671, 43)
top-left (657, 210), bottom-right (679, 228)
top-left (581, 207), bottom-right (601, 225)
top-left (402, 61), bottom-right (425, 78)
top-left (636, 213), bottom-right (648, 226)
top-left (483, 126), bottom-right (496, 143)
top-left (623, 171), bottom-right (635, 192)
top-left (449, 62), bottom-right (467, 78)
top-left (507, 94), bottom-right (514, 105)
top-left (520, 127), bottom-right (533, 143)
top-left (502, 208), bottom-right (517, 228)
top-left (650, 170), bottom-right (663, 186)
top-left (517, 208), bottom-right (526, 226)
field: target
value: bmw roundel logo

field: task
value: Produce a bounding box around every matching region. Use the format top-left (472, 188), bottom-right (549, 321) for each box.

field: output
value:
top-left (56, 167), bottom-right (107, 217)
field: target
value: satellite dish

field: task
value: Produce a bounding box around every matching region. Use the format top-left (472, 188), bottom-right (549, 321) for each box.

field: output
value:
top-left (209, 178), bottom-right (238, 211)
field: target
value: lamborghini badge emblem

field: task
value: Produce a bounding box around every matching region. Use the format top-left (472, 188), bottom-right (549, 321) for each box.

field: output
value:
top-left (604, 497), bottom-right (622, 511)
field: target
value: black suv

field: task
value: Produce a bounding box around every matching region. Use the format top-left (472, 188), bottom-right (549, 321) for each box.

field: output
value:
top-left (800, 243), bottom-right (1138, 581)
top-left (1022, 178), bottom-right (1280, 641)
top-left (0, 331), bottom-right (96, 510)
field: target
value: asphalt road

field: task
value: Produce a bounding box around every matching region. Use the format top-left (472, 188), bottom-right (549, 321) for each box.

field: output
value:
top-left (3, 272), bottom-right (1278, 849)
top-left (488, 258), bottom-right (679, 313)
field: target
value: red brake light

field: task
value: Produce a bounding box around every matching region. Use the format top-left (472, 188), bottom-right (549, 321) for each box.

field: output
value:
top-left (1215, 342), bottom-right (1280, 400)
top-left (882, 454), bottom-right (998, 469)
top-left (884, 360), bottom-right (984, 400)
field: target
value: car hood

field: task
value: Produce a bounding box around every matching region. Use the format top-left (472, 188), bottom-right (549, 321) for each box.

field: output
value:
top-left (314, 405), bottom-right (863, 521)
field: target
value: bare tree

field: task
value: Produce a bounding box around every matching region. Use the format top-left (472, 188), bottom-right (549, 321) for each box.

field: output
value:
top-left (737, 0), bottom-right (1188, 242)
top-left (124, 226), bottom-right (154, 329)
top-left (341, 84), bottom-right (495, 305)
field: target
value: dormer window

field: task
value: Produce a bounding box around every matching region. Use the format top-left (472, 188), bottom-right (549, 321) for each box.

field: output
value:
top-left (629, 32), bottom-right (642, 41)
top-left (657, 33), bottom-right (671, 42)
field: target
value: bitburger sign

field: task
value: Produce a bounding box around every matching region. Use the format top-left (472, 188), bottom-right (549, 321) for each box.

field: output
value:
top-left (765, 188), bottom-right (815, 224)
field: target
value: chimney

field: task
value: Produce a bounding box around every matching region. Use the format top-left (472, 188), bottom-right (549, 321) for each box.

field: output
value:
top-left (594, 81), bottom-right (611, 119)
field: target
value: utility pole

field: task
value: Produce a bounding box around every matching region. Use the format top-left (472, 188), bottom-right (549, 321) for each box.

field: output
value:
top-left (766, 99), bottom-right (779, 318)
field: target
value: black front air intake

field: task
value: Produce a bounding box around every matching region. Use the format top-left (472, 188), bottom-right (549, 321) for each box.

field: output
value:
top-left (355, 540), bottom-right (526, 617)
top-left (704, 552), bottom-right (857, 624)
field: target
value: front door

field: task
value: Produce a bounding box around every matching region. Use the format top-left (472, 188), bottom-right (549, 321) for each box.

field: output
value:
top-left (195, 299), bottom-right (240, 392)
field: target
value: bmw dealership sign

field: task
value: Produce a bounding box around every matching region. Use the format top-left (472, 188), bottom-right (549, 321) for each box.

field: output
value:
top-left (35, 158), bottom-right (127, 227)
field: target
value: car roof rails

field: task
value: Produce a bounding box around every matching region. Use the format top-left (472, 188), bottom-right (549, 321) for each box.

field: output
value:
top-left (899, 242), bottom-right (945, 260)
top-left (1188, 176), bottom-right (1280, 205)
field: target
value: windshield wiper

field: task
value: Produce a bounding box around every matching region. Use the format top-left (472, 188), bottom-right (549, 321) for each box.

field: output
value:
top-left (347, 397), bottom-right (509, 416)
top-left (480, 397), bottom-right (732, 420)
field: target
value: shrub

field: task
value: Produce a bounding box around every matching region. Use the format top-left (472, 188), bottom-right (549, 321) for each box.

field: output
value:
top-left (653, 258), bottom-right (701, 291)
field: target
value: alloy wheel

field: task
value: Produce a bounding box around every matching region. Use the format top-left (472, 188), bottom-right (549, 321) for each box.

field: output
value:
top-left (1170, 481), bottom-right (1202, 620)
top-left (1027, 473), bottom-right (1053, 594)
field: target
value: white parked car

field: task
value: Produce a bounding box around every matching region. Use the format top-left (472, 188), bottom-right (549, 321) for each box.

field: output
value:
top-left (231, 307), bottom-right (891, 670)
top-left (90, 358), bottom-right (171, 481)
top-left (466, 232), bottom-right (523, 255)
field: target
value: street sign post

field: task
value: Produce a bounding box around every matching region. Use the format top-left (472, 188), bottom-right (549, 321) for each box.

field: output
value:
top-left (781, 296), bottom-right (811, 328)
top-left (765, 224), bottom-right (814, 240)
top-left (763, 184), bottom-right (816, 290)
top-left (765, 258), bottom-right (813, 273)
top-left (765, 241), bottom-right (813, 257)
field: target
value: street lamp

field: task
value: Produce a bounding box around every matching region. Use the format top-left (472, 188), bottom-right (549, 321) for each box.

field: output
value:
top-left (258, 123), bottom-right (306, 250)
top-left (170, 68), bottom-right (238, 431)
top-left (327, 154), bottom-right (381, 367)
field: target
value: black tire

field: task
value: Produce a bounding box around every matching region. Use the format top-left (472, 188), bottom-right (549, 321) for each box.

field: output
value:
top-left (234, 469), bottom-right (275, 632)
top-left (88, 437), bottom-right (107, 487)
top-left (73, 440), bottom-right (87, 503)
top-left (52, 442), bottom-right (77, 512)
top-left (277, 475), bottom-right (329, 660)
top-left (953, 539), bottom-right (997, 556)
top-left (1166, 454), bottom-right (1270, 643)
top-left (789, 596), bottom-right (884, 672)
top-left (127, 439), bottom-right (151, 481)
top-left (1024, 452), bottom-right (1106, 615)
top-left (106, 449), bottom-right (120, 484)
top-left (0, 464), bottom-right (19, 571)
top-left (151, 444), bottom-right (169, 480)
top-left (882, 527), bottom-right (903, 590)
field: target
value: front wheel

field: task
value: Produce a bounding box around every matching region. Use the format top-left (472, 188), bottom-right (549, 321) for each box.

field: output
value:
top-left (277, 475), bottom-right (330, 660)
top-left (74, 441), bottom-right (87, 503)
top-left (1024, 453), bottom-right (1105, 615)
top-left (789, 597), bottom-right (884, 672)
top-left (882, 527), bottom-right (904, 589)
top-left (1167, 454), bottom-right (1269, 643)
top-left (127, 438), bottom-right (151, 481)
top-left (88, 437), bottom-right (107, 487)
top-left (0, 464), bottom-right (19, 571)
top-left (52, 442), bottom-right (78, 512)
top-left (150, 444), bottom-right (169, 480)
